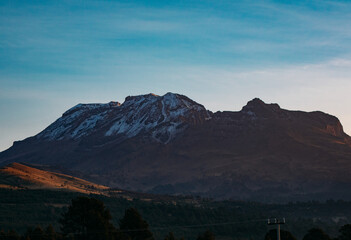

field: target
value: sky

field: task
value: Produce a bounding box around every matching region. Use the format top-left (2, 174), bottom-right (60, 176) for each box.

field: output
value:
top-left (0, 0), bottom-right (351, 151)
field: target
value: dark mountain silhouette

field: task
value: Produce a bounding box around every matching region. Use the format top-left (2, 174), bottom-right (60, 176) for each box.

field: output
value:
top-left (1, 93), bottom-right (351, 201)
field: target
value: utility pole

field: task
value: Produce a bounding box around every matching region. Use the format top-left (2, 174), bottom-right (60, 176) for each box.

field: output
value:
top-left (267, 218), bottom-right (285, 240)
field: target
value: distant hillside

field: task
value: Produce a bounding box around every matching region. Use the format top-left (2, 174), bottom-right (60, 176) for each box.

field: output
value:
top-left (0, 162), bottom-right (109, 195)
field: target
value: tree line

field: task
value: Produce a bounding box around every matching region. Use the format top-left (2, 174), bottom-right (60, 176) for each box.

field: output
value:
top-left (1, 196), bottom-right (351, 240)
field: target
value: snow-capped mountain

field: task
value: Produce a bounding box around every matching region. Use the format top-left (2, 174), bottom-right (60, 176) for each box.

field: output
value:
top-left (1, 93), bottom-right (351, 202)
top-left (37, 93), bottom-right (211, 144)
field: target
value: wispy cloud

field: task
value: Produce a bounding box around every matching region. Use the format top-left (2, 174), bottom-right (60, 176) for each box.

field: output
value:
top-left (1, 0), bottom-right (351, 151)
top-left (1, 0), bottom-right (350, 75)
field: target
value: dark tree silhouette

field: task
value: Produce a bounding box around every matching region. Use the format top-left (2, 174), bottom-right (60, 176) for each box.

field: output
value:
top-left (0, 230), bottom-right (20, 240)
top-left (0, 230), bottom-right (5, 240)
top-left (30, 226), bottom-right (45, 240)
top-left (264, 229), bottom-right (296, 240)
top-left (338, 224), bottom-right (351, 240)
top-left (45, 225), bottom-right (58, 240)
top-left (59, 196), bottom-right (116, 240)
top-left (196, 230), bottom-right (215, 240)
top-left (164, 232), bottom-right (176, 240)
top-left (302, 228), bottom-right (331, 240)
top-left (119, 208), bottom-right (154, 240)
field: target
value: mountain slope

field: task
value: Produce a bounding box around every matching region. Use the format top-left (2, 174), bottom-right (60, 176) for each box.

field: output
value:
top-left (0, 162), bottom-right (109, 194)
top-left (1, 93), bottom-right (351, 201)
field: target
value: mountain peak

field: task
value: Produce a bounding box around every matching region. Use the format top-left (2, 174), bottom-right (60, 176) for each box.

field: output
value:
top-left (162, 92), bottom-right (190, 108)
top-left (241, 98), bottom-right (281, 115)
top-left (124, 92), bottom-right (179, 103)
top-left (36, 92), bottom-right (210, 144)
top-left (124, 93), bottom-right (159, 105)
top-left (106, 92), bottom-right (210, 143)
top-left (247, 98), bottom-right (265, 106)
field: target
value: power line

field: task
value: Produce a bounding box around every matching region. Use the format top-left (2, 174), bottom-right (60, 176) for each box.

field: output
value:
top-left (83, 218), bottom-right (270, 233)
top-left (16, 218), bottom-right (271, 235)
top-left (148, 218), bottom-right (269, 231)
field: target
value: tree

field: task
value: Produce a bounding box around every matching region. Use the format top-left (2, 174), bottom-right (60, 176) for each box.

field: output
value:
top-left (59, 196), bottom-right (116, 240)
top-left (0, 230), bottom-right (5, 240)
top-left (31, 226), bottom-right (45, 240)
top-left (264, 229), bottom-right (297, 240)
top-left (196, 230), bottom-right (215, 240)
top-left (0, 230), bottom-right (20, 240)
top-left (119, 208), bottom-right (154, 240)
top-left (338, 224), bottom-right (351, 240)
top-left (24, 226), bottom-right (59, 240)
top-left (302, 228), bottom-right (331, 240)
top-left (45, 225), bottom-right (57, 240)
top-left (164, 232), bottom-right (176, 240)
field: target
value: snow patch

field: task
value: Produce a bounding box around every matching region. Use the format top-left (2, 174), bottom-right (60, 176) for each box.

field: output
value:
top-left (71, 113), bottom-right (106, 138)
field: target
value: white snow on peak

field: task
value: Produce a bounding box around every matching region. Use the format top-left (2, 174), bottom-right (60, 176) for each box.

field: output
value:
top-left (163, 92), bottom-right (180, 109)
top-left (37, 101), bottom-right (120, 140)
top-left (37, 93), bottom-right (209, 144)
top-left (123, 94), bottom-right (159, 106)
top-left (162, 92), bottom-right (204, 111)
top-left (105, 92), bottom-right (208, 143)
top-left (71, 112), bottom-right (105, 138)
top-left (64, 102), bottom-right (119, 115)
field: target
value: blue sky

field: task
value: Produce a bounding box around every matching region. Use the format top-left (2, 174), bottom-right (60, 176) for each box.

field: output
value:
top-left (1, 0), bottom-right (351, 151)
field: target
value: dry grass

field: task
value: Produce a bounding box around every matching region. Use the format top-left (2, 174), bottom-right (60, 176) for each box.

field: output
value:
top-left (0, 163), bottom-right (109, 195)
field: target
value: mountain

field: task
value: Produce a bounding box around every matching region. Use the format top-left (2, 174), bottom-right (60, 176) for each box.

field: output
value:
top-left (1, 92), bottom-right (351, 201)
